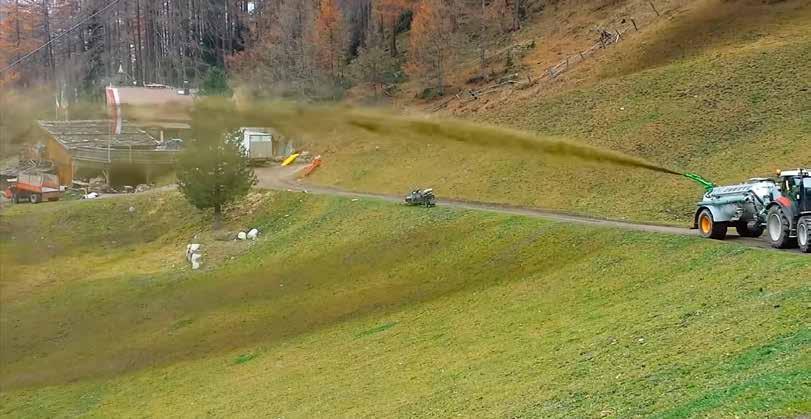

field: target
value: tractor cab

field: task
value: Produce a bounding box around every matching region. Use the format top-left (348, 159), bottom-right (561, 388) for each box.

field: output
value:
top-left (767, 169), bottom-right (811, 252)
top-left (775, 169), bottom-right (811, 214)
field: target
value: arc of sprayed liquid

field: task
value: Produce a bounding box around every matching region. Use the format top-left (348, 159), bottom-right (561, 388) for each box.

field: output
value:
top-left (133, 99), bottom-right (683, 176)
top-left (342, 110), bottom-right (683, 176)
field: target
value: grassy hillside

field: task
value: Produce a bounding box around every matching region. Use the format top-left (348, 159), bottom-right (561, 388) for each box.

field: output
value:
top-left (1, 192), bottom-right (809, 417)
top-left (294, 0), bottom-right (810, 224)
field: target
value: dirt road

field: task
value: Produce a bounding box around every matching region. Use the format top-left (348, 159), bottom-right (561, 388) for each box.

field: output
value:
top-left (254, 166), bottom-right (789, 252)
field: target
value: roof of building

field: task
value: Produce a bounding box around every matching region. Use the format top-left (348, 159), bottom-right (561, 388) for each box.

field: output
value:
top-left (108, 86), bottom-right (195, 106)
top-left (38, 120), bottom-right (158, 150)
top-left (107, 86), bottom-right (195, 123)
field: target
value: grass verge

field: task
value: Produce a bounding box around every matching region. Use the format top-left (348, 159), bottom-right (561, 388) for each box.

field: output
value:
top-left (1, 191), bottom-right (809, 417)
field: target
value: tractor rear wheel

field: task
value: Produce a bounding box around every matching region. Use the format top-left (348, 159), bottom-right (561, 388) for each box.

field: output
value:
top-left (698, 209), bottom-right (727, 240)
top-left (736, 222), bottom-right (764, 238)
top-left (767, 206), bottom-right (796, 249)
top-left (798, 217), bottom-right (810, 253)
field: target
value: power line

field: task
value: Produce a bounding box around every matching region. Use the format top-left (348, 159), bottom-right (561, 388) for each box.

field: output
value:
top-left (0, 0), bottom-right (124, 74)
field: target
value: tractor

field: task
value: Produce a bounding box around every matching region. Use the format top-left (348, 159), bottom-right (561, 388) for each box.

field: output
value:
top-left (404, 188), bottom-right (436, 208)
top-left (690, 169), bottom-right (810, 252)
top-left (3, 172), bottom-right (64, 204)
top-left (766, 169), bottom-right (810, 252)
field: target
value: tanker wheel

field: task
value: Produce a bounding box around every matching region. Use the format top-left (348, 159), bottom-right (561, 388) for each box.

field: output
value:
top-left (698, 209), bottom-right (727, 240)
top-left (798, 218), bottom-right (810, 253)
top-left (736, 222), bottom-right (763, 238)
top-left (767, 206), bottom-right (796, 249)
top-left (29, 193), bottom-right (41, 204)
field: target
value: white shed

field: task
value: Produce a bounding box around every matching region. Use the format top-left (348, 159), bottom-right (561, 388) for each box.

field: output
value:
top-left (241, 128), bottom-right (274, 162)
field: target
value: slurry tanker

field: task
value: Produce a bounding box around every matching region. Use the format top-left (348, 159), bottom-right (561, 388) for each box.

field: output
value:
top-left (687, 169), bottom-right (810, 252)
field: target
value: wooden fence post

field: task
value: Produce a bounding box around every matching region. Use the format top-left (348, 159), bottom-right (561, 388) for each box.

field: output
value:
top-left (648, 1), bottom-right (660, 16)
top-left (631, 18), bottom-right (638, 31)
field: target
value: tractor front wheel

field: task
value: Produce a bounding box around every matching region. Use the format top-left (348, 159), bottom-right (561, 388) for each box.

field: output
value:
top-left (798, 217), bottom-right (810, 253)
top-left (767, 206), bottom-right (796, 249)
top-left (698, 209), bottom-right (727, 240)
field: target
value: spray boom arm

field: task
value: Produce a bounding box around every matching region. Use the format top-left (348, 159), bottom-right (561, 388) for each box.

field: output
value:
top-left (684, 173), bottom-right (716, 193)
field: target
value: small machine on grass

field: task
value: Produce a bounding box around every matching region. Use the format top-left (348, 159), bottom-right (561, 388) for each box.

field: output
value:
top-left (688, 169), bottom-right (810, 252)
top-left (404, 188), bottom-right (436, 208)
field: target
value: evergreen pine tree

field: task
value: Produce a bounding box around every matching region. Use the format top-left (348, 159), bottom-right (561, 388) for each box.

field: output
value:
top-left (177, 104), bottom-right (256, 228)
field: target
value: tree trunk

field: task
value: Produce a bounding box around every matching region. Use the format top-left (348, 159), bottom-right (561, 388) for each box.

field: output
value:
top-left (389, 20), bottom-right (397, 57)
top-left (42, 0), bottom-right (55, 80)
top-left (213, 204), bottom-right (223, 229)
top-left (479, 0), bottom-right (486, 77)
top-left (14, 0), bottom-right (21, 50)
top-left (135, 0), bottom-right (144, 85)
top-left (512, 0), bottom-right (522, 31)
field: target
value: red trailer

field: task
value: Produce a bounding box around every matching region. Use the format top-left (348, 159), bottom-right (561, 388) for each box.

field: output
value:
top-left (5, 173), bottom-right (64, 204)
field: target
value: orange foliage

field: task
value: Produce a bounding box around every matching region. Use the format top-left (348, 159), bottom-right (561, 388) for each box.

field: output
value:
top-left (313, 0), bottom-right (348, 78)
top-left (0, 1), bottom-right (41, 87)
top-left (376, 0), bottom-right (411, 56)
top-left (408, 0), bottom-right (454, 93)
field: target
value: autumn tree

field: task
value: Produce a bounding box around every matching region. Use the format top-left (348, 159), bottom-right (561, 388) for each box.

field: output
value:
top-left (493, 0), bottom-right (524, 32)
top-left (0, 0), bottom-right (42, 87)
top-left (313, 0), bottom-right (349, 82)
top-left (376, 0), bottom-right (409, 57)
top-left (350, 16), bottom-right (399, 97)
top-left (229, 0), bottom-right (319, 97)
top-left (408, 0), bottom-right (456, 97)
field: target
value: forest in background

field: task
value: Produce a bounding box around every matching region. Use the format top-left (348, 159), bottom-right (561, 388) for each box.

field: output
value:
top-left (0, 0), bottom-right (549, 103)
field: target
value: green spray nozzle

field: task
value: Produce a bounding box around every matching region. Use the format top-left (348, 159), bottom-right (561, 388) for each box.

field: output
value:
top-left (683, 172), bottom-right (716, 193)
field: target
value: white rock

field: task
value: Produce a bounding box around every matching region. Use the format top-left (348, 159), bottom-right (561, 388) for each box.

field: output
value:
top-left (186, 243), bottom-right (202, 262)
top-left (186, 243), bottom-right (202, 269)
top-left (190, 253), bottom-right (202, 270)
top-left (247, 229), bottom-right (259, 240)
top-left (237, 232), bottom-right (247, 241)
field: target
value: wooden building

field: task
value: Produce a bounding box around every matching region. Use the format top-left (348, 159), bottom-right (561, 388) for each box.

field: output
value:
top-left (38, 120), bottom-right (179, 186)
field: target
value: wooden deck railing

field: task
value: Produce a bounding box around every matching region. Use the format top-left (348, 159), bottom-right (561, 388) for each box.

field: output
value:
top-left (71, 147), bottom-right (179, 165)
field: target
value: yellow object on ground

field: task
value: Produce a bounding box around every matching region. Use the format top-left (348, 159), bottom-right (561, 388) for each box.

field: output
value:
top-left (281, 153), bottom-right (300, 166)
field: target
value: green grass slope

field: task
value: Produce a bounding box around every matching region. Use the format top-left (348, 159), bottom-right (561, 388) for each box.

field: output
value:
top-left (298, 0), bottom-right (810, 224)
top-left (1, 193), bottom-right (809, 417)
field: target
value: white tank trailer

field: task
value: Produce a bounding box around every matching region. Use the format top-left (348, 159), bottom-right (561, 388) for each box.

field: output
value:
top-left (689, 169), bottom-right (811, 252)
